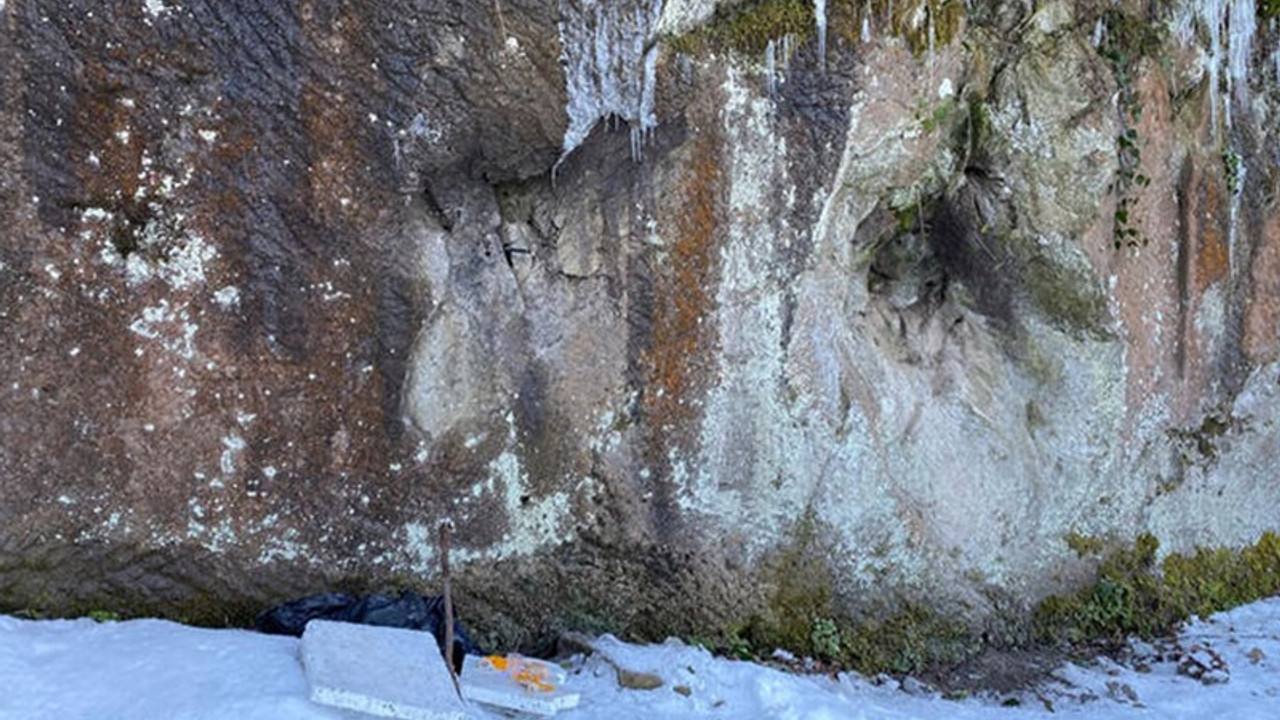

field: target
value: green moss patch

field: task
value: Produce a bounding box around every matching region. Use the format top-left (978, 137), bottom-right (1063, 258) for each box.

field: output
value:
top-left (666, 0), bottom-right (965, 59)
top-left (840, 604), bottom-right (979, 674)
top-left (873, 0), bottom-right (966, 57)
top-left (1035, 532), bottom-right (1280, 645)
top-left (723, 515), bottom-right (979, 675)
top-left (668, 0), bottom-right (814, 56)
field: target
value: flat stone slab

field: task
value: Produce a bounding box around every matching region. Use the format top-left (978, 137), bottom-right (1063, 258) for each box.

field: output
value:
top-left (300, 619), bottom-right (468, 720)
top-left (459, 655), bottom-right (580, 716)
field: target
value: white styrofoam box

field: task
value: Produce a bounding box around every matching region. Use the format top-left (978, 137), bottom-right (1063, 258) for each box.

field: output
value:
top-left (300, 619), bottom-right (469, 720)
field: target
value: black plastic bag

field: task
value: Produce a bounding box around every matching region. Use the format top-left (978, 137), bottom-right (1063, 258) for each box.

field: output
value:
top-left (256, 590), bottom-right (481, 668)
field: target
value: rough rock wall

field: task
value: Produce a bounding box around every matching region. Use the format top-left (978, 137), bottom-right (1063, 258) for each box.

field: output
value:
top-left (2, 0), bottom-right (1279, 648)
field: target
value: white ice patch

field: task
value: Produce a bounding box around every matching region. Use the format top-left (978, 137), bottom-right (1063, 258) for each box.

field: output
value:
top-left (143, 0), bottom-right (167, 17)
top-left (556, 0), bottom-right (664, 169)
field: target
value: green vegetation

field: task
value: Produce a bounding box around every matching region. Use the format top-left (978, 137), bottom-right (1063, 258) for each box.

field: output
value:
top-left (1112, 128), bottom-right (1151, 249)
top-left (1168, 407), bottom-right (1244, 465)
top-left (868, 0), bottom-right (966, 57)
top-left (1064, 532), bottom-right (1105, 558)
top-left (1260, 0), bottom-right (1280, 21)
top-left (919, 96), bottom-right (959, 135)
top-left (1223, 149), bottom-right (1243, 197)
top-left (1035, 532), bottom-right (1280, 645)
top-left (1096, 7), bottom-right (1165, 250)
top-left (715, 514), bottom-right (979, 675)
top-left (839, 604), bottom-right (978, 674)
top-left (667, 0), bottom-right (813, 56)
top-left (666, 0), bottom-right (966, 59)
top-left (809, 617), bottom-right (842, 659)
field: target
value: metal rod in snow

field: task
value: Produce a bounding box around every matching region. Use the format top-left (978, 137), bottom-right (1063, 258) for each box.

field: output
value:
top-left (439, 521), bottom-right (461, 698)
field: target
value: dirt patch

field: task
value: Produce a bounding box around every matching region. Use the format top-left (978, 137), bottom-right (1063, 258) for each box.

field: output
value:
top-left (920, 644), bottom-right (1068, 696)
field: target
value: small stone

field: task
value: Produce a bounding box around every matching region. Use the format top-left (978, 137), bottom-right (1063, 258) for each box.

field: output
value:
top-left (901, 676), bottom-right (935, 697)
top-left (872, 673), bottom-right (899, 690)
top-left (1247, 647), bottom-right (1266, 664)
top-left (1127, 638), bottom-right (1157, 660)
top-left (1202, 669), bottom-right (1230, 685)
top-left (1105, 680), bottom-right (1139, 704)
top-left (617, 669), bottom-right (664, 690)
top-left (1177, 644), bottom-right (1230, 685)
top-left (673, 685), bottom-right (692, 697)
top-left (557, 631), bottom-right (597, 657)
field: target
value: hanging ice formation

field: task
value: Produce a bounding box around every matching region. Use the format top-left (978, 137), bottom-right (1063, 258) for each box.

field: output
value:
top-left (766, 39), bottom-right (778, 94)
top-left (814, 0), bottom-right (827, 70)
top-left (1171, 0), bottom-right (1257, 135)
top-left (556, 0), bottom-right (664, 173)
top-left (1274, 18), bottom-right (1280, 83)
top-left (1170, 0), bottom-right (1261, 286)
top-left (764, 35), bottom-right (796, 94)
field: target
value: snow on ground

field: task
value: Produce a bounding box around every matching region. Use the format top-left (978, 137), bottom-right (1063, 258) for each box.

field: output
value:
top-left (2, 597), bottom-right (1279, 720)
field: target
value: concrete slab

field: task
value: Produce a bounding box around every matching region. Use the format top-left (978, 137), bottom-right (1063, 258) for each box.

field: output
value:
top-left (459, 655), bottom-right (580, 716)
top-left (300, 619), bottom-right (469, 720)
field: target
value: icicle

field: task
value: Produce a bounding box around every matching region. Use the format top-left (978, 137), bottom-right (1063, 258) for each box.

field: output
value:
top-left (782, 33), bottom-right (794, 71)
top-left (765, 39), bottom-right (778, 95)
top-left (1169, 0), bottom-right (1260, 136)
top-left (556, 0), bottom-right (665, 172)
top-left (861, 0), bottom-right (872, 44)
top-left (1227, 0), bottom-right (1256, 109)
top-left (1205, 0), bottom-right (1226, 135)
top-left (926, 2), bottom-right (936, 68)
top-left (814, 0), bottom-right (827, 71)
top-left (1274, 19), bottom-right (1280, 83)
top-left (1091, 18), bottom-right (1105, 48)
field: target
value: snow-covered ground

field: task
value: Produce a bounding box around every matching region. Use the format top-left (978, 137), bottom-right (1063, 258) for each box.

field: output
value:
top-left (3, 597), bottom-right (1279, 720)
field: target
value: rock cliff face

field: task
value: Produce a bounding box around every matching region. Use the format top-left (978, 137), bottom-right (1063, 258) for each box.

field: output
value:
top-left (2, 0), bottom-right (1279, 649)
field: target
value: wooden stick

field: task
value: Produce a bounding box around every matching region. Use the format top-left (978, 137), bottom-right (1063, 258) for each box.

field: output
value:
top-left (440, 522), bottom-right (461, 697)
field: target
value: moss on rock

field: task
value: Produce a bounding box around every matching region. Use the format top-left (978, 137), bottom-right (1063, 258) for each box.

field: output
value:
top-left (668, 0), bottom-right (814, 56)
top-left (1035, 532), bottom-right (1280, 645)
top-left (666, 0), bottom-right (966, 59)
top-left (729, 514), bottom-right (980, 675)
